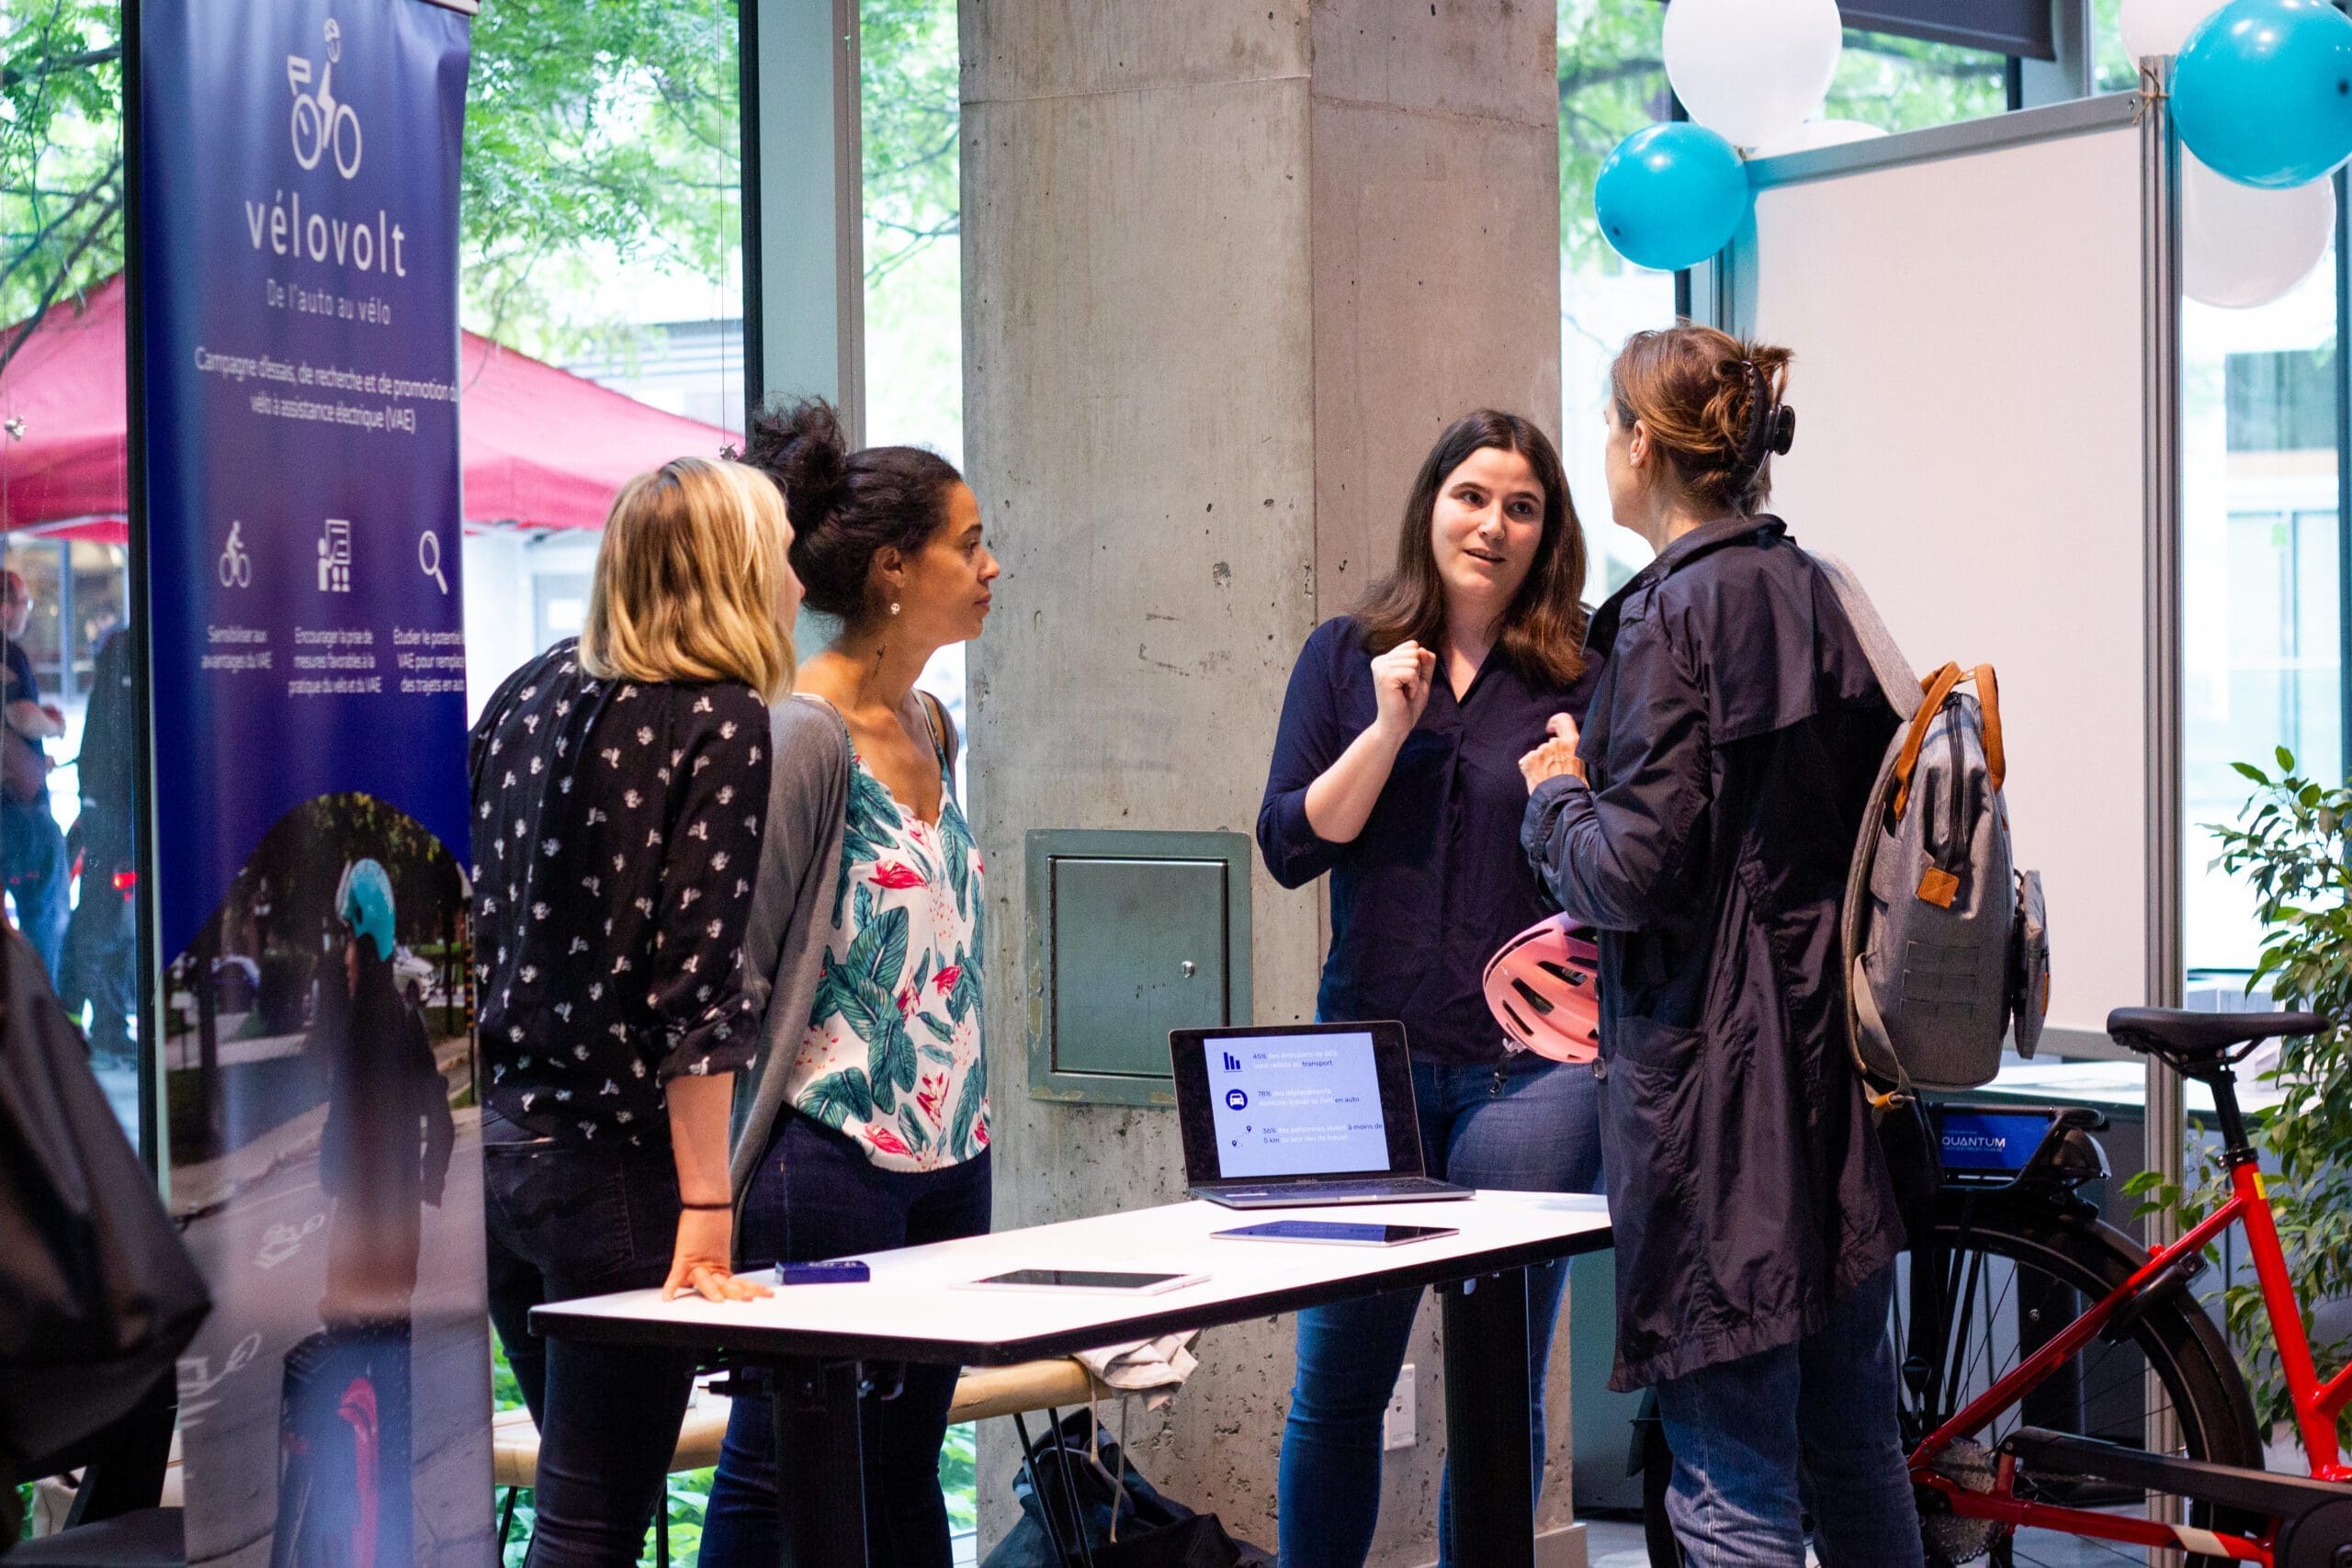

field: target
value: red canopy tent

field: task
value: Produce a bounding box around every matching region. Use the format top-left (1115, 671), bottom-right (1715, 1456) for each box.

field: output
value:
top-left (0, 276), bottom-right (740, 543)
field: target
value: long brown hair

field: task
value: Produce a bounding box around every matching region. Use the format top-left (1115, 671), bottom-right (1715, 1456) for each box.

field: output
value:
top-left (1354, 410), bottom-right (1588, 685)
top-left (1611, 322), bottom-right (1793, 515)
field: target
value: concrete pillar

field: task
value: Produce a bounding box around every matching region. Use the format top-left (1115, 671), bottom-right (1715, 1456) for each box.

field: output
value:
top-left (964, 5), bottom-right (1568, 1561)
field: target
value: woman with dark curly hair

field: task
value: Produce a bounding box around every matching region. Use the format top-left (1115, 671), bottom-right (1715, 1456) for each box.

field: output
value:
top-left (706, 400), bottom-right (999, 1568)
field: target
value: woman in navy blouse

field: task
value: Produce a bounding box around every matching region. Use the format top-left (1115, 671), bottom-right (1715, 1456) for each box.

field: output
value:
top-left (1259, 409), bottom-right (1605, 1567)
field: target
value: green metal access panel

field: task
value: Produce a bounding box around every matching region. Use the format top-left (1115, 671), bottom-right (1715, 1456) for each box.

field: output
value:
top-left (1023, 829), bottom-right (1253, 1108)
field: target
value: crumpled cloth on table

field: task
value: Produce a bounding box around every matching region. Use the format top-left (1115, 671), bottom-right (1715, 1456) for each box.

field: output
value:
top-left (1072, 1330), bottom-right (1199, 1410)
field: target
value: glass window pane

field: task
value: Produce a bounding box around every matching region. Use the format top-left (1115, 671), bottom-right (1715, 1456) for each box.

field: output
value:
top-left (456, 2), bottom-right (745, 718)
top-left (1557, 8), bottom-right (2009, 601)
top-left (2092, 0), bottom-right (2151, 95)
top-left (864, 0), bottom-right (967, 750)
top-left (1826, 28), bottom-right (2009, 132)
top-left (2181, 240), bottom-right (2341, 979)
top-left (3, 4), bottom-right (141, 1145)
top-left (1559, 0), bottom-right (1679, 596)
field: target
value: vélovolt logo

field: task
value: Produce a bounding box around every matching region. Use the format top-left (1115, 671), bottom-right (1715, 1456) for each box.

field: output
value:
top-left (287, 17), bottom-right (362, 179)
top-left (246, 11), bottom-right (408, 276)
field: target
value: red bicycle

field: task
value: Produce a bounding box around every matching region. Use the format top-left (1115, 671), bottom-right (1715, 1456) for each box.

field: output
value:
top-left (1641, 1006), bottom-right (2352, 1567)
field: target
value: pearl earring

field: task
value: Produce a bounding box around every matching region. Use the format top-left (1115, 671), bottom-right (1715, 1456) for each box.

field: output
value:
top-left (890, 601), bottom-right (901, 617)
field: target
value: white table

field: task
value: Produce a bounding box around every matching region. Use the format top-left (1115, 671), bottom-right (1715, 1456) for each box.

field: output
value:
top-left (533, 1190), bottom-right (1615, 1567)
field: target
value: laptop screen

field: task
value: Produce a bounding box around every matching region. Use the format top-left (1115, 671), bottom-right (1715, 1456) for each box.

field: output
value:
top-left (1203, 1031), bottom-right (1390, 1179)
top-left (1169, 1020), bottom-right (1425, 1184)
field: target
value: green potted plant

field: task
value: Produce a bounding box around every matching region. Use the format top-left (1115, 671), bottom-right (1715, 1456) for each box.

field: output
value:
top-left (2129, 748), bottom-right (2352, 1447)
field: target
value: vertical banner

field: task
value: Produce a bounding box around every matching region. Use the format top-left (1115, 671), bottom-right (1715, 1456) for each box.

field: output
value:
top-left (137, 3), bottom-right (488, 1563)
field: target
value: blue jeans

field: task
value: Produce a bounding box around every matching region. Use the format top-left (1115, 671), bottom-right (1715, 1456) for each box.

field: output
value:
top-left (2, 797), bottom-right (68, 984)
top-left (701, 1113), bottom-right (993, 1568)
top-left (481, 1112), bottom-right (698, 1568)
top-left (1276, 1055), bottom-right (1602, 1568)
top-left (1653, 1265), bottom-right (1925, 1568)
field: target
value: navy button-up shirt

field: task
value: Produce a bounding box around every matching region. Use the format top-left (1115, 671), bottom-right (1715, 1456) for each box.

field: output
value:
top-left (1258, 615), bottom-right (1603, 1066)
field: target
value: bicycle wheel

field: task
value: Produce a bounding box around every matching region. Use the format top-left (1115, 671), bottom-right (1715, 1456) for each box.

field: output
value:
top-left (290, 96), bottom-right (324, 170)
top-left (1641, 1187), bottom-right (2265, 1568)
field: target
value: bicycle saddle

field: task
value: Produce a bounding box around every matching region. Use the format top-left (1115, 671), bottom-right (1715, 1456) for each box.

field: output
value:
top-left (2106, 1007), bottom-right (2327, 1068)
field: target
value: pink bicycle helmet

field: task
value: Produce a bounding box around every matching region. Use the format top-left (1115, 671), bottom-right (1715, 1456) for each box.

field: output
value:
top-left (1483, 915), bottom-right (1602, 1063)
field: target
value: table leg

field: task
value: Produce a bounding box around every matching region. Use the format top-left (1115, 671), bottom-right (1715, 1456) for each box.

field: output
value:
top-left (768, 1356), bottom-right (868, 1567)
top-left (1441, 1268), bottom-right (1536, 1568)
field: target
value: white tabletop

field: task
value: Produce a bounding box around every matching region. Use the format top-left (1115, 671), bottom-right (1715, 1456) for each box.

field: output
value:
top-left (532, 1190), bottom-right (1614, 1366)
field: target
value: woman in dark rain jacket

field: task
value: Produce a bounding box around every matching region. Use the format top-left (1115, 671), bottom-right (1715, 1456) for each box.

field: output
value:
top-left (1518, 325), bottom-right (1923, 1568)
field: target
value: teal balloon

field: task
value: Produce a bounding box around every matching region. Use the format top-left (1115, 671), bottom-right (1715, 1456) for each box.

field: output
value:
top-left (2175, 0), bottom-right (2352, 189)
top-left (1595, 124), bottom-right (1752, 273)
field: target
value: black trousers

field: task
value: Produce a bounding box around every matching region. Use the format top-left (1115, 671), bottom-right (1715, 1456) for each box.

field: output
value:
top-left (482, 1112), bottom-right (697, 1568)
top-left (699, 1113), bottom-right (993, 1568)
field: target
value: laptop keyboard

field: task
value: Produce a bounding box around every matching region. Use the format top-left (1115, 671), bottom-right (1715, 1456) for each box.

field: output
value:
top-left (1223, 1177), bottom-right (1464, 1201)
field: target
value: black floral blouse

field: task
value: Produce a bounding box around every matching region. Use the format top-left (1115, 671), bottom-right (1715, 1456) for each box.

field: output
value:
top-left (469, 639), bottom-right (770, 1145)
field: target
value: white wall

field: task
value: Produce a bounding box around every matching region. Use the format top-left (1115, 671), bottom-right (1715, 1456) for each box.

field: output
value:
top-left (460, 528), bottom-right (601, 724)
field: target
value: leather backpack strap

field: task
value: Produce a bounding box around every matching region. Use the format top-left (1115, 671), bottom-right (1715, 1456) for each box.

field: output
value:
top-left (1891, 661), bottom-right (1964, 821)
top-left (1969, 663), bottom-right (2005, 794)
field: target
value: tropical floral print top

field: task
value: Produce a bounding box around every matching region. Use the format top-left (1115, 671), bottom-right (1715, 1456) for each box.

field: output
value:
top-left (784, 716), bottom-right (987, 1170)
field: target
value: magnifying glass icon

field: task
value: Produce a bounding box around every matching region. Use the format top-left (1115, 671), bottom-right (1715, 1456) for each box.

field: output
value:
top-left (418, 530), bottom-right (448, 595)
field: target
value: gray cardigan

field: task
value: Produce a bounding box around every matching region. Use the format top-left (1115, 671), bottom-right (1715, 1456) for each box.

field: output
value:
top-left (730, 691), bottom-right (956, 1201)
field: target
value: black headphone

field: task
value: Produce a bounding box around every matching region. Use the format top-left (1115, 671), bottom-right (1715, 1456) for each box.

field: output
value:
top-left (1736, 359), bottom-right (1796, 486)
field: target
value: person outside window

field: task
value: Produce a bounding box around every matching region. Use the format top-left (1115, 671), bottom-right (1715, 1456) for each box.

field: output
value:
top-left (2, 570), bottom-right (69, 981)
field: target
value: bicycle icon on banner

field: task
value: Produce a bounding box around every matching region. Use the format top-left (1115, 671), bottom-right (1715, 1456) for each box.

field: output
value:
top-left (287, 19), bottom-right (361, 180)
top-left (219, 522), bottom-right (252, 588)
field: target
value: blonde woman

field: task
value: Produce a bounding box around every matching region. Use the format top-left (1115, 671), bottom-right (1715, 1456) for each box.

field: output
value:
top-left (470, 457), bottom-right (799, 1567)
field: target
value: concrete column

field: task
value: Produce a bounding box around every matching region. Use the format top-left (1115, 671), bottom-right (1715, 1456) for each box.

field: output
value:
top-left (964, 5), bottom-right (1567, 1562)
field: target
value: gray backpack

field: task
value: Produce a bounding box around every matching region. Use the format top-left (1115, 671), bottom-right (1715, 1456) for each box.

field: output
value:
top-left (1813, 554), bottom-right (2052, 1104)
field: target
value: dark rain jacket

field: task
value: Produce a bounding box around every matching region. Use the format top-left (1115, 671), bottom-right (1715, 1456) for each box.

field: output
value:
top-left (1521, 515), bottom-right (1904, 1391)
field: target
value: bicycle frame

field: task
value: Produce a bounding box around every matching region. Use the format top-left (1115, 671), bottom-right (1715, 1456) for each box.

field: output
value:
top-left (1911, 1140), bottom-right (2352, 1564)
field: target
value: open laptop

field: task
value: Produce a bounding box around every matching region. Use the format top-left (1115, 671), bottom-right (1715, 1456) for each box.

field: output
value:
top-left (1170, 1021), bottom-right (1473, 1209)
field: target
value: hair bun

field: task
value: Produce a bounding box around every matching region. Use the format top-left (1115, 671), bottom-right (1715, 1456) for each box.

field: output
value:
top-left (742, 396), bottom-right (849, 527)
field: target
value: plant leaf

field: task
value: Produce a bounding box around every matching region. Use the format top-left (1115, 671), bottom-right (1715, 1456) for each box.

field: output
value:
top-left (800, 1068), bottom-right (873, 1131)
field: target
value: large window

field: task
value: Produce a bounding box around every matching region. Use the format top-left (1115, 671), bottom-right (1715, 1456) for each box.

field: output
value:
top-left (455, 1), bottom-right (745, 719)
top-left (863, 0), bottom-right (967, 744)
top-left (1825, 28), bottom-right (2008, 130)
top-left (2, 2), bottom-right (141, 1144)
top-left (859, 0), bottom-right (973, 1544)
top-left (1559, 0), bottom-right (1679, 596)
top-left (2183, 254), bottom-right (2344, 973)
top-left (2092, 0), bottom-right (2154, 92)
top-left (1558, 3), bottom-right (2017, 601)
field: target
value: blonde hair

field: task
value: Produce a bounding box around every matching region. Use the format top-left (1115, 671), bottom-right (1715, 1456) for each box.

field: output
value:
top-left (1611, 322), bottom-right (1793, 515)
top-left (578, 457), bottom-right (797, 700)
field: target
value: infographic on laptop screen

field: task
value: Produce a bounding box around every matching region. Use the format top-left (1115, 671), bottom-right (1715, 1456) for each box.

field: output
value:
top-left (1204, 1032), bottom-right (1391, 1179)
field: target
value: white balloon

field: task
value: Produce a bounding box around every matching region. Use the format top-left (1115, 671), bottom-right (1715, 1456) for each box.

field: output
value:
top-left (2183, 150), bottom-right (2335, 309)
top-left (2119, 0), bottom-right (2225, 61)
top-left (1664, 0), bottom-right (1844, 151)
top-left (1747, 118), bottom-right (1888, 158)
